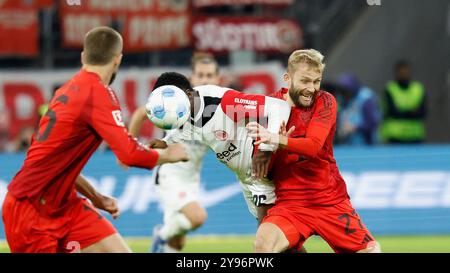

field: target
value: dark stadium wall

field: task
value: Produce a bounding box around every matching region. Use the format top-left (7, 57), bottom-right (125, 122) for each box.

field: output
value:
top-left (324, 0), bottom-right (450, 143)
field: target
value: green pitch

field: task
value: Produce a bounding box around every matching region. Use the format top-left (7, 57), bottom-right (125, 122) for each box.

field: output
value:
top-left (2, 235), bottom-right (450, 253)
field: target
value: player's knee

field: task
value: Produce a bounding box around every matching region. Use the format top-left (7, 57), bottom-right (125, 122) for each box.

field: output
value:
top-left (253, 236), bottom-right (274, 253)
top-left (188, 209), bottom-right (207, 229)
top-left (358, 241), bottom-right (381, 253)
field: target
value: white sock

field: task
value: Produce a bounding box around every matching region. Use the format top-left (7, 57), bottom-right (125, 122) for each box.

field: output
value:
top-left (159, 213), bottom-right (193, 240)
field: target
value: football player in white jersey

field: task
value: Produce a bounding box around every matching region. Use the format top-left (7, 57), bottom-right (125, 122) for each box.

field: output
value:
top-left (128, 53), bottom-right (221, 253)
top-left (147, 72), bottom-right (291, 233)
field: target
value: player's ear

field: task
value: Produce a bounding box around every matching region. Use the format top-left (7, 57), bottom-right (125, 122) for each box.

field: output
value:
top-left (283, 72), bottom-right (291, 85)
top-left (185, 89), bottom-right (195, 98)
top-left (81, 51), bottom-right (86, 65)
top-left (115, 54), bottom-right (123, 67)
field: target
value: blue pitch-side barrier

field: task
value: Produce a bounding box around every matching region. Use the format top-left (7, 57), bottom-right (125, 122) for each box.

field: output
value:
top-left (1, 145), bottom-right (450, 239)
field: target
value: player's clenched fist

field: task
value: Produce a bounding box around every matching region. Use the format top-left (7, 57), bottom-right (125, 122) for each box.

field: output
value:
top-left (156, 143), bottom-right (189, 164)
top-left (246, 122), bottom-right (279, 146)
top-left (92, 195), bottom-right (120, 219)
top-left (148, 139), bottom-right (168, 149)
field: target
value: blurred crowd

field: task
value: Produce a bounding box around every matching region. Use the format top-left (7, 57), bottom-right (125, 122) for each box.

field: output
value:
top-left (326, 59), bottom-right (426, 146)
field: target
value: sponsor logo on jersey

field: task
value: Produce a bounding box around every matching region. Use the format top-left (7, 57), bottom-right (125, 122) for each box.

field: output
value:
top-left (112, 110), bottom-right (125, 127)
top-left (234, 98), bottom-right (257, 105)
top-left (214, 130), bottom-right (228, 141)
top-left (216, 143), bottom-right (241, 162)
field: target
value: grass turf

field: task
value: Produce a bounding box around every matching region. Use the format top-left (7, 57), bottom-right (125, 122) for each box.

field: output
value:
top-left (2, 235), bottom-right (450, 253)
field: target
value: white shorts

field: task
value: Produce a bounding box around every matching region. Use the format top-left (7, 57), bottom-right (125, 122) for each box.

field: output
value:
top-left (153, 162), bottom-right (201, 223)
top-left (238, 175), bottom-right (276, 218)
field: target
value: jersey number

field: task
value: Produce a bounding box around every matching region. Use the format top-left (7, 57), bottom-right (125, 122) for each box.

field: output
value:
top-left (36, 95), bottom-right (68, 142)
top-left (338, 210), bottom-right (364, 235)
top-left (252, 194), bottom-right (267, 207)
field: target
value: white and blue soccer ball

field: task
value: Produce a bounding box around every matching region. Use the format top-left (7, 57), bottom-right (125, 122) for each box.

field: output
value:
top-left (145, 85), bottom-right (191, 130)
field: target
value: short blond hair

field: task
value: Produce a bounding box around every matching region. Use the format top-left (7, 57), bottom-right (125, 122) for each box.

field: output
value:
top-left (287, 49), bottom-right (325, 74)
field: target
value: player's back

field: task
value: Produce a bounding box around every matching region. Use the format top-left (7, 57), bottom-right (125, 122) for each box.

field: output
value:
top-left (8, 69), bottom-right (109, 216)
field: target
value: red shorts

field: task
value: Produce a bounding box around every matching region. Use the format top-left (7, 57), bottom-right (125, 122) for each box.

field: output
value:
top-left (262, 198), bottom-right (376, 253)
top-left (2, 192), bottom-right (117, 253)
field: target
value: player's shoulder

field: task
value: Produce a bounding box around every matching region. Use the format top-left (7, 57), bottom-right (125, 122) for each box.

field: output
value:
top-left (316, 90), bottom-right (337, 108)
top-left (194, 85), bottom-right (229, 98)
top-left (269, 88), bottom-right (288, 100)
top-left (83, 75), bottom-right (120, 107)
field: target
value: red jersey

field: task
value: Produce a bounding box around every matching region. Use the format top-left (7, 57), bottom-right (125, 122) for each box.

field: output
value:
top-left (8, 69), bottom-right (159, 216)
top-left (270, 88), bottom-right (349, 206)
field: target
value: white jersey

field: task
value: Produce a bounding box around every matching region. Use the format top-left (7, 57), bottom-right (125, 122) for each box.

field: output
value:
top-left (161, 129), bottom-right (208, 179)
top-left (152, 130), bottom-right (208, 217)
top-left (172, 85), bottom-right (291, 210)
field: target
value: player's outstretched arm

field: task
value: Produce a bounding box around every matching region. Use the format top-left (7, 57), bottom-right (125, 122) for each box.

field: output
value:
top-left (86, 84), bottom-right (160, 169)
top-left (75, 175), bottom-right (120, 219)
top-left (247, 121), bottom-right (295, 147)
top-left (154, 143), bottom-right (189, 165)
top-left (259, 96), bottom-right (291, 151)
top-left (248, 94), bottom-right (337, 158)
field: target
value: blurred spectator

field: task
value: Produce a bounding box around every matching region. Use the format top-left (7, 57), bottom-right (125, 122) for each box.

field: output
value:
top-left (336, 74), bottom-right (381, 145)
top-left (0, 110), bottom-right (10, 151)
top-left (380, 60), bottom-right (426, 144)
top-left (38, 85), bottom-right (61, 119)
top-left (190, 52), bottom-right (221, 86)
top-left (221, 71), bottom-right (243, 91)
top-left (8, 126), bottom-right (35, 152)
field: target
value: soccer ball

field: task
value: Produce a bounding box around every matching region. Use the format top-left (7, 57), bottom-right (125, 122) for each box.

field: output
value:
top-left (145, 85), bottom-right (191, 130)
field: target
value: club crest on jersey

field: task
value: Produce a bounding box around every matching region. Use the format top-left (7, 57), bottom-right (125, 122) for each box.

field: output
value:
top-left (179, 191), bottom-right (187, 199)
top-left (214, 130), bottom-right (228, 141)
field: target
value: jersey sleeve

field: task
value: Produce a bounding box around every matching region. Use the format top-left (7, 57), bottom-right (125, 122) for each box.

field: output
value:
top-left (260, 96), bottom-right (291, 151)
top-left (85, 84), bottom-right (159, 169)
top-left (220, 90), bottom-right (267, 121)
top-left (220, 90), bottom-right (290, 151)
top-left (284, 93), bottom-right (337, 157)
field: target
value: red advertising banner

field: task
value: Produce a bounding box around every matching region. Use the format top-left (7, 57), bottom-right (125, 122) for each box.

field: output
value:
top-left (60, 0), bottom-right (191, 51)
top-left (193, 17), bottom-right (302, 53)
top-left (0, 7), bottom-right (39, 56)
top-left (193, 0), bottom-right (293, 7)
top-left (0, 0), bottom-right (53, 9)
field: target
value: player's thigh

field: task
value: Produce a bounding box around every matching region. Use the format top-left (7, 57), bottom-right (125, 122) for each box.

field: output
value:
top-left (238, 178), bottom-right (276, 219)
top-left (246, 177), bottom-right (276, 207)
top-left (257, 204), bottom-right (273, 225)
top-left (64, 198), bottom-right (121, 253)
top-left (179, 201), bottom-right (207, 228)
top-left (2, 193), bottom-right (64, 253)
top-left (235, 181), bottom-right (256, 218)
top-left (157, 167), bottom-right (201, 220)
top-left (254, 222), bottom-right (290, 253)
top-left (81, 233), bottom-right (131, 253)
top-left (316, 199), bottom-right (379, 253)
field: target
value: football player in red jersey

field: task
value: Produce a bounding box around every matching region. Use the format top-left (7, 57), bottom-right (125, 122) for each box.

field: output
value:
top-left (247, 49), bottom-right (381, 253)
top-left (2, 27), bottom-right (188, 253)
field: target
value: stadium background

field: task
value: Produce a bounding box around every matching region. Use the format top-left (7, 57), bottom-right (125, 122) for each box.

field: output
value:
top-left (1, 0), bottom-right (450, 252)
